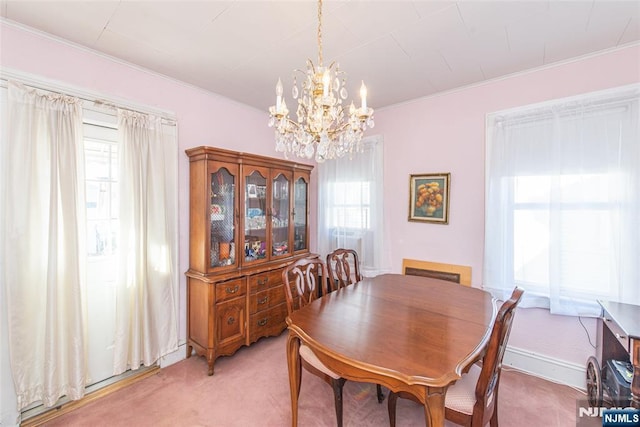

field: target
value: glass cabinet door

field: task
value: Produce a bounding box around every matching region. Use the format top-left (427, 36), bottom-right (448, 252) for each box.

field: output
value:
top-left (271, 171), bottom-right (291, 258)
top-left (210, 166), bottom-right (236, 269)
top-left (293, 175), bottom-right (309, 252)
top-left (244, 169), bottom-right (268, 263)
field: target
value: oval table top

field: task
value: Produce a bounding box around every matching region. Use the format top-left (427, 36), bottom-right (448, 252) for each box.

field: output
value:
top-left (287, 273), bottom-right (497, 387)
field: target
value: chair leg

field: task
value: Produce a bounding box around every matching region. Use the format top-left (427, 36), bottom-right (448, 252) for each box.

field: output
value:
top-left (387, 391), bottom-right (398, 427)
top-left (490, 390), bottom-right (499, 427)
top-left (331, 378), bottom-right (347, 427)
top-left (376, 384), bottom-right (385, 403)
top-left (490, 405), bottom-right (498, 427)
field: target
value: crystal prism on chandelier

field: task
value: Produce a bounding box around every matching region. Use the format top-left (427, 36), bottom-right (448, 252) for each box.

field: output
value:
top-left (267, 0), bottom-right (374, 163)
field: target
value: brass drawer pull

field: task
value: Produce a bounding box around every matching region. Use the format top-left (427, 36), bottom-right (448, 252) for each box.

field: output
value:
top-left (258, 296), bottom-right (268, 305)
top-left (257, 318), bottom-right (268, 327)
top-left (257, 278), bottom-right (268, 286)
top-left (227, 316), bottom-right (235, 325)
top-left (226, 285), bottom-right (239, 294)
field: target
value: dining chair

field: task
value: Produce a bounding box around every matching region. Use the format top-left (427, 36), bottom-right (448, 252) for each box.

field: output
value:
top-left (387, 287), bottom-right (524, 427)
top-left (326, 248), bottom-right (363, 290)
top-left (282, 257), bottom-right (346, 425)
top-left (283, 257), bottom-right (384, 426)
top-left (325, 248), bottom-right (385, 404)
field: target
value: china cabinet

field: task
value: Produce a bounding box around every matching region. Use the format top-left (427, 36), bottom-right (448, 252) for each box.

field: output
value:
top-left (185, 146), bottom-right (313, 375)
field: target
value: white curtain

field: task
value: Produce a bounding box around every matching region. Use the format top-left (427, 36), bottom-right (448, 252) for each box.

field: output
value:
top-left (317, 135), bottom-right (391, 277)
top-left (484, 84), bottom-right (640, 316)
top-left (113, 110), bottom-right (178, 374)
top-left (2, 82), bottom-right (87, 409)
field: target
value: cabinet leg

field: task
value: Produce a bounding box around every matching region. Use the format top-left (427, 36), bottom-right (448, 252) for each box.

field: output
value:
top-left (186, 344), bottom-right (193, 359)
top-left (207, 352), bottom-right (215, 376)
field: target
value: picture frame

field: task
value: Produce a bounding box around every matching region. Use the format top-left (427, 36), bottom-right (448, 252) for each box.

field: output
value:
top-left (247, 184), bottom-right (257, 198)
top-left (408, 173), bottom-right (450, 224)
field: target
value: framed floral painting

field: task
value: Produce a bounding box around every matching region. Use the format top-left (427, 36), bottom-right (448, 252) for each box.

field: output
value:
top-left (408, 173), bottom-right (450, 224)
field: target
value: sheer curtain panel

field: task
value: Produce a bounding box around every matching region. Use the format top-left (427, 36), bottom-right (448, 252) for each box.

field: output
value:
top-left (484, 85), bottom-right (640, 316)
top-left (113, 110), bottom-right (178, 374)
top-left (3, 82), bottom-right (88, 409)
top-left (317, 135), bottom-right (391, 277)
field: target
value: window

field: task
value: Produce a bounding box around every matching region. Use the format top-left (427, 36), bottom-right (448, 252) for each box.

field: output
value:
top-left (326, 181), bottom-right (370, 230)
top-left (484, 84), bottom-right (640, 316)
top-left (84, 117), bottom-right (118, 257)
top-left (317, 136), bottom-right (391, 277)
top-left (512, 173), bottom-right (616, 298)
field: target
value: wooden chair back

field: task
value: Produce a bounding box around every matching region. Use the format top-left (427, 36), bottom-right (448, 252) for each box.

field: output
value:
top-left (466, 287), bottom-right (524, 426)
top-left (282, 257), bottom-right (329, 315)
top-left (326, 248), bottom-right (362, 291)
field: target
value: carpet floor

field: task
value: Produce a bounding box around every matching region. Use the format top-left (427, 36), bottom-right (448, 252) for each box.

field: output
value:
top-left (42, 332), bottom-right (586, 426)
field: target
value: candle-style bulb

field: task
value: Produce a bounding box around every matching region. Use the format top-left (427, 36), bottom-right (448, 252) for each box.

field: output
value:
top-left (322, 70), bottom-right (330, 96)
top-left (360, 81), bottom-right (367, 111)
top-left (276, 78), bottom-right (283, 111)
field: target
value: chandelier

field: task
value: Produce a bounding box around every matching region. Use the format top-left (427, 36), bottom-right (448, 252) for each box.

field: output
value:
top-left (268, 0), bottom-right (374, 162)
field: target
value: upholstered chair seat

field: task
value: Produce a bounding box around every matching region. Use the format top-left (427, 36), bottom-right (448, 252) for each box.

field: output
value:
top-left (444, 363), bottom-right (483, 415)
top-left (299, 343), bottom-right (341, 380)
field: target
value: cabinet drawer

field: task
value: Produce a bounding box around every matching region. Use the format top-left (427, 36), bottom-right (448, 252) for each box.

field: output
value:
top-left (603, 312), bottom-right (630, 353)
top-left (249, 303), bottom-right (288, 343)
top-left (249, 286), bottom-right (286, 313)
top-left (215, 278), bottom-right (246, 302)
top-left (249, 269), bottom-right (283, 293)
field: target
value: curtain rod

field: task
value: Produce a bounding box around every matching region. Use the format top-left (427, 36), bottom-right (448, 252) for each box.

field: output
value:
top-left (488, 83), bottom-right (639, 126)
top-left (0, 68), bottom-right (177, 125)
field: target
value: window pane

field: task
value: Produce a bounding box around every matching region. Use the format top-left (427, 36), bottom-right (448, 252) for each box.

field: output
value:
top-left (514, 210), bottom-right (549, 285)
top-left (110, 184), bottom-right (119, 219)
top-left (559, 210), bottom-right (611, 296)
top-left (85, 140), bottom-right (111, 181)
top-left (514, 176), bottom-right (550, 203)
top-left (513, 207), bottom-right (612, 298)
top-left (86, 181), bottom-right (110, 220)
top-left (328, 181), bottom-right (371, 230)
top-left (87, 219), bottom-right (118, 256)
top-left (110, 145), bottom-right (118, 181)
top-left (84, 134), bottom-right (117, 258)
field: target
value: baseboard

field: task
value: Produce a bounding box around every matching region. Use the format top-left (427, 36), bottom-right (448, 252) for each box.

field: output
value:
top-left (503, 345), bottom-right (587, 391)
top-left (159, 342), bottom-right (186, 368)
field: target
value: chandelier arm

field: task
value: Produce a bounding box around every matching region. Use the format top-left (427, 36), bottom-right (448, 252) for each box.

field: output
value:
top-left (293, 66), bottom-right (312, 75)
top-left (285, 117), bottom-right (301, 130)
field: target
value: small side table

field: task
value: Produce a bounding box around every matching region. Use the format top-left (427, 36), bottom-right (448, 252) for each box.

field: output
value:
top-left (586, 300), bottom-right (640, 409)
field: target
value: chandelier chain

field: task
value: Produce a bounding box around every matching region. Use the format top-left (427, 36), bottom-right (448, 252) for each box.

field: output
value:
top-left (317, 0), bottom-right (323, 66)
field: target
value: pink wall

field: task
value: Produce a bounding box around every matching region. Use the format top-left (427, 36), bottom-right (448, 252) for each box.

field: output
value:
top-left (375, 44), bottom-right (640, 366)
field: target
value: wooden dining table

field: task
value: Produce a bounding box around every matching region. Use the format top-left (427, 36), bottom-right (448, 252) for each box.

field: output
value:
top-left (285, 273), bottom-right (498, 427)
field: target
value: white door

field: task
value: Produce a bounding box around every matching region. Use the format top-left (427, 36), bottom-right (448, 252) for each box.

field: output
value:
top-left (83, 110), bottom-right (119, 387)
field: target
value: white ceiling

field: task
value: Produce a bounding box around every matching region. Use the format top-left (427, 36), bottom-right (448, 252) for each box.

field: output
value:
top-left (1, 1), bottom-right (639, 111)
